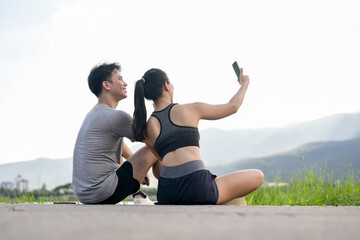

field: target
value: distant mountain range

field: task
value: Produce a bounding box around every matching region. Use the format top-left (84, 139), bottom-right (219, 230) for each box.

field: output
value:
top-left (208, 137), bottom-right (360, 181)
top-left (200, 112), bottom-right (360, 165)
top-left (0, 112), bottom-right (359, 189)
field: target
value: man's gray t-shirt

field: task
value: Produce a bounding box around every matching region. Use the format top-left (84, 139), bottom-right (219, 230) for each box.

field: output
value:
top-left (72, 104), bottom-right (135, 203)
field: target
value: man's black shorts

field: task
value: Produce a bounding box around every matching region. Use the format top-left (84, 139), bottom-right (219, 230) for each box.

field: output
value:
top-left (97, 161), bottom-right (140, 204)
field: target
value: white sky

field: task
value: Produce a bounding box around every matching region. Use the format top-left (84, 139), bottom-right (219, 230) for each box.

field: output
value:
top-left (0, 0), bottom-right (359, 164)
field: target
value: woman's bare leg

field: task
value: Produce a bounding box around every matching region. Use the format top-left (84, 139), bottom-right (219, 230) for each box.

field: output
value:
top-left (127, 146), bottom-right (161, 184)
top-left (214, 169), bottom-right (264, 205)
top-left (152, 159), bottom-right (163, 179)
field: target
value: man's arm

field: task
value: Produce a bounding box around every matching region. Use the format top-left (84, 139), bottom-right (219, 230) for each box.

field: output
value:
top-left (122, 142), bottom-right (133, 160)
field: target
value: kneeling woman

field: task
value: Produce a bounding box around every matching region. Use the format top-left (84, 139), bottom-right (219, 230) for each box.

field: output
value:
top-left (132, 68), bottom-right (264, 205)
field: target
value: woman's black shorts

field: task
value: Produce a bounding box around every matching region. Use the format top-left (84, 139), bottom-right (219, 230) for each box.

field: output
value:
top-left (157, 169), bottom-right (219, 205)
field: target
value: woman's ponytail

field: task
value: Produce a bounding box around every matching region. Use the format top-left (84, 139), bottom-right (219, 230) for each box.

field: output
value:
top-left (132, 79), bottom-right (147, 141)
top-left (132, 68), bottom-right (170, 141)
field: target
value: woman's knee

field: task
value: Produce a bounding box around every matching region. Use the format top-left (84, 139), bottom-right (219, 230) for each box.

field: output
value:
top-left (252, 169), bottom-right (264, 188)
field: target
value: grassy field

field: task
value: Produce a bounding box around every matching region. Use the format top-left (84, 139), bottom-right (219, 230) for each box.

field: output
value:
top-left (246, 167), bottom-right (360, 206)
top-left (0, 193), bottom-right (73, 204)
top-left (2, 167), bottom-right (359, 205)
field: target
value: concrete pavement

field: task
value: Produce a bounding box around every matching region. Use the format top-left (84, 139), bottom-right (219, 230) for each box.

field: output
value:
top-left (1, 204), bottom-right (359, 240)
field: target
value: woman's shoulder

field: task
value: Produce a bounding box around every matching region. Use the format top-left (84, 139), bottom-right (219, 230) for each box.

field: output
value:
top-left (170, 103), bottom-right (202, 127)
top-left (147, 115), bottom-right (159, 125)
top-left (172, 102), bottom-right (205, 114)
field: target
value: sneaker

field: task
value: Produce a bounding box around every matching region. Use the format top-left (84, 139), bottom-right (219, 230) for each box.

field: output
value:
top-left (133, 191), bottom-right (154, 205)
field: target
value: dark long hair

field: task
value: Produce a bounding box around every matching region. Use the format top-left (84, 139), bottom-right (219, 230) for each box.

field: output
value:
top-left (132, 68), bottom-right (169, 141)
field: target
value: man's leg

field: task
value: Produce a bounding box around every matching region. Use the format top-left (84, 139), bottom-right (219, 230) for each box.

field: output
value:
top-left (127, 146), bottom-right (161, 187)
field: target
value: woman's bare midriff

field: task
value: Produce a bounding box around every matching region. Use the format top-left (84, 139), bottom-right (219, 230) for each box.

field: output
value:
top-left (162, 146), bottom-right (202, 167)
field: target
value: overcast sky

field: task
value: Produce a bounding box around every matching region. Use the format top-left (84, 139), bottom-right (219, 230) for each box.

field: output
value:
top-left (0, 0), bottom-right (359, 164)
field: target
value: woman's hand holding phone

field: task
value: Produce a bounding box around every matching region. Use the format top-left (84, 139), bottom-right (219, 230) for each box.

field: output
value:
top-left (233, 61), bottom-right (249, 87)
top-left (240, 68), bottom-right (250, 87)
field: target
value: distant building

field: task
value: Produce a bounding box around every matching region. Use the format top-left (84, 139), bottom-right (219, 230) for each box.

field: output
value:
top-left (14, 175), bottom-right (29, 192)
top-left (0, 175), bottom-right (29, 192)
top-left (1, 181), bottom-right (14, 190)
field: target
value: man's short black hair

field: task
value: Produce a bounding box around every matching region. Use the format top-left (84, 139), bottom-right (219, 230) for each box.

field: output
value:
top-left (88, 62), bottom-right (121, 97)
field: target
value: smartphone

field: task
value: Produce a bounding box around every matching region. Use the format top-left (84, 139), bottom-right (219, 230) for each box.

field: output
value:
top-left (232, 61), bottom-right (241, 84)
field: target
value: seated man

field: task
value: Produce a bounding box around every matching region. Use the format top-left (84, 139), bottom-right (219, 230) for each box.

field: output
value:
top-left (72, 62), bottom-right (161, 204)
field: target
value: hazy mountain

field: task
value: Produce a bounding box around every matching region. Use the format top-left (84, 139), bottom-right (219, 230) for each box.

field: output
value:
top-left (0, 157), bottom-right (72, 190)
top-left (1, 112), bottom-right (359, 190)
top-left (209, 138), bottom-right (360, 181)
top-left (200, 112), bottom-right (360, 166)
top-left (2, 137), bottom-right (358, 190)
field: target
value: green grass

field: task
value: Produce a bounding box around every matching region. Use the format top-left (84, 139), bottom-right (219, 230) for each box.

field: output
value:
top-left (246, 167), bottom-right (360, 206)
top-left (2, 167), bottom-right (359, 205)
top-left (0, 192), bottom-right (55, 204)
top-left (1, 183), bottom-right (78, 204)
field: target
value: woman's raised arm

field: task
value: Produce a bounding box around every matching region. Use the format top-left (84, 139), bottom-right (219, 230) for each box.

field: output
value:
top-left (190, 68), bottom-right (250, 121)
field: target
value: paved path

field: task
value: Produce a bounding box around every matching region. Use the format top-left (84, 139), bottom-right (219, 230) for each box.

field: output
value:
top-left (1, 204), bottom-right (359, 240)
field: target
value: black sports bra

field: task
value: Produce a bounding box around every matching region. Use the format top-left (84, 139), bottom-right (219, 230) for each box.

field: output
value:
top-left (151, 103), bottom-right (200, 159)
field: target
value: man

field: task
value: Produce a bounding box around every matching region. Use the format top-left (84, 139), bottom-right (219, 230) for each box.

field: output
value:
top-left (72, 62), bottom-right (161, 204)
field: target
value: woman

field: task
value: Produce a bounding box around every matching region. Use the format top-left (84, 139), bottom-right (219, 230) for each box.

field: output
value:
top-left (132, 67), bottom-right (264, 205)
